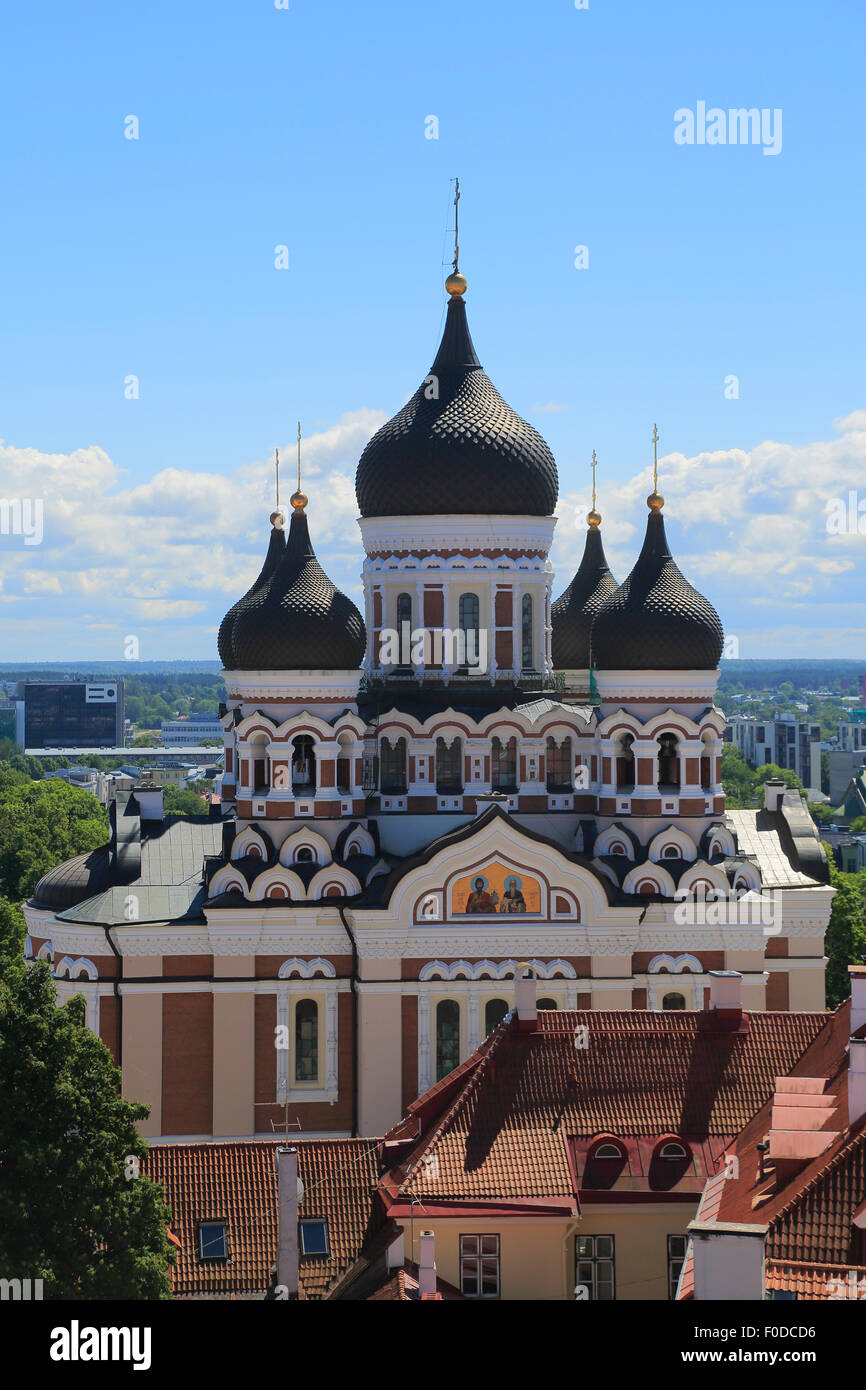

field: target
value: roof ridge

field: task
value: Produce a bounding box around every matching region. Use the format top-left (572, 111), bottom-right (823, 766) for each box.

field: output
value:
top-left (770, 1111), bottom-right (866, 1230)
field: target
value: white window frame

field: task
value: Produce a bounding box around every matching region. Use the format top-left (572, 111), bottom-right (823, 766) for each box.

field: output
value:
top-left (459, 1233), bottom-right (500, 1299)
top-left (276, 985), bottom-right (338, 1104)
top-left (575, 1234), bottom-right (615, 1301)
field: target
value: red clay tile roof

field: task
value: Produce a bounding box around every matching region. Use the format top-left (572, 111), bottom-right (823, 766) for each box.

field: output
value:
top-left (143, 1138), bottom-right (384, 1299)
top-left (766, 1261), bottom-right (866, 1300)
top-left (383, 1009), bottom-right (827, 1206)
top-left (363, 1261), bottom-right (465, 1301)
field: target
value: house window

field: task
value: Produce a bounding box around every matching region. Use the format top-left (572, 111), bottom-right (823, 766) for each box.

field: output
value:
top-left (537, 997), bottom-right (558, 1010)
top-left (198, 1222), bottom-right (228, 1260)
top-left (300, 1219), bottom-right (330, 1257)
top-left (294, 999), bottom-right (319, 1083)
top-left (380, 736), bottom-right (407, 792)
top-left (662, 992), bottom-right (687, 1010)
top-left (396, 591), bottom-right (412, 638)
top-left (436, 737), bottom-right (462, 793)
top-left (546, 736), bottom-right (572, 791)
top-left (659, 1141), bottom-right (688, 1160)
top-left (575, 1234), bottom-right (615, 1301)
top-left (458, 592), bottom-right (480, 668)
top-left (459, 1234), bottom-right (500, 1298)
top-left (594, 1143), bottom-right (623, 1159)
top-left (491, 736), bottom-right (517, 791)
top-left (521, 593), bottom-right (533, 669)
top-left (484, 998), bottom-right (509, 1034)
top-left (435, 999), bottom-right (460, 1080)
top-left (667, 1234), bottom-right (688, 1300)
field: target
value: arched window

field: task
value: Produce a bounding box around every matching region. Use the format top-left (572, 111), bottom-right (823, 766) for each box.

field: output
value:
top-left (292, 735), bottom-right (315, 794)
top-left (662, 992), bottom-right (687, 1010)
top-left (657, 733), bottom-right (680, 791)
top-left (458, 593), bottom-right (480, 669)
top-left (492, 736), bottom-right (517, 792)
top-left (594, 1142), bottom-right (624, 1159)
top-left (700, 737), bottom-right (713, 792)
top-left (484, 998), bottom-right (509, 1034)
top-left (636, 880), bottom-right (658, 896)
top-left (662, 845), bottom-right (679, 859)
top-left (659, 1141), bottom-right (687, 1160)
top-left (295, 846), bottom-right (314, 863)
top-left (396, 592), bottom-right (412, 632)
top-left (294, 999), bottom-right (319, 1083)
top-left (537, 997), bottom-right (558, 1010)
top-left (616, 734), bottom-right (635, 791)
top-left (546, 736), bottom-right (572, 792)
top-left (521, 593), bottom-right (533, 669)
top-left (436, 737), bottom-right (463, 793)
top-left (380, 736), bottom-right (407, 793)
top-left (436, 1000), bottom-right (460, 1080)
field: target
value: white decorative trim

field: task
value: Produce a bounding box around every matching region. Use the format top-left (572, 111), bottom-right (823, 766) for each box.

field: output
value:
top-left (418, 957), bottom-right (577, 981)
top-left (222, 671), bottom-right (362, 700)
top-left (278, 957), bottom-right (337, 979)
top-left (595, 670), bottom-right (720, 700)
top-left (358, 514), bottom-right (557, 553)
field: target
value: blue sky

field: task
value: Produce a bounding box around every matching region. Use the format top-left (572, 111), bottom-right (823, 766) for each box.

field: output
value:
top-left (0, 0), bottom-right (864, 660)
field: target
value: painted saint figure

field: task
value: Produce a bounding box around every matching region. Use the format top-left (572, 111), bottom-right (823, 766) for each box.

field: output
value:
top-left (499, 876), bottom-right (527, 913)
top-left (465, 876), bottom-right (499, 914)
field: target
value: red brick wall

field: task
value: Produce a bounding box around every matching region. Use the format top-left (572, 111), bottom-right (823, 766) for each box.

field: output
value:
top-left (99, 994), bottom-right (119, 1061)
top-left (766, 972), bottom-right (790, 1010)
top-left (402, 996), bottom-right (418, 1113)
top-left (162, 994), bottom-right (213, 1135)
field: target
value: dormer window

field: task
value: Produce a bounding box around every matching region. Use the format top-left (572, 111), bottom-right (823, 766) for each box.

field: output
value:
top-left (658, 1141), bottom-right (687, 1160)
top-left (594, 1143), bottom-right (623, 1160)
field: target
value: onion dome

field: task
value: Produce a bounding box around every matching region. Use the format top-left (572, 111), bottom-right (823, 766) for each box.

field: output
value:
top-left (218, 519), bottom-right (287, 668)
top-left (227, 495), bottom-right (366, 671)
top-left (32, 844), bottom-right (113, 911)
top-left (355, 273), bottom-right (558, 517)
top-left (552, 527), bottom-right (618, 669)
top-left (590, 505), bottom-right (723, 671)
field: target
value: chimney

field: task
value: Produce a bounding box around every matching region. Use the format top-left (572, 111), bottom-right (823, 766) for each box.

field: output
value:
top-left (134, 785), bottom-right (164, 821)
top-left (418, 1229), bottom-right (437, 1297)
top-left (688, 1221), bottom-right (767, 1300)
top-left (848, 1037), bottom-right (866, 1128)
top-left (763, 778), bottom-right (786, 813)
top-left (386, 1228), bottom-right (405, 1272)
top-left (515, 961), bottom-right (538, 1031)
top-left (705, 970), bottom-right (744, 1029)
top-left (275, 1146), bottom-right (300, 1298)
top-left (850, 966), bottom-right (866, 1035)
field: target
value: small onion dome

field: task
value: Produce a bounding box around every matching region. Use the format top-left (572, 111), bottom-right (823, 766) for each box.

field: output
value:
top-left (355, 274), bottom-right (558, 517)
top-left (590, 509), bottom-right (723, 670)
top-left (551, 525), bottom-right (618, 668)
top-left (229, 500), bottom-right (366, 671)
top-left (32, 844), bottom-right (113, 911)
top-left (218, 521), bottom-right (287, 668)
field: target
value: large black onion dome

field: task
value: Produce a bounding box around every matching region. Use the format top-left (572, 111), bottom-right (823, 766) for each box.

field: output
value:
top-left (229, 504), bottom-right (366, 671)
top-left (552, 527), bottom-right (618, 668)
top-left (32, 845), bottom-right (113, 910)
top-left (355, 288), bottom-right (558, 517)
top-left (218, 524), bottom-right (287, 667)
top-left (590, 510), bottom-right (723, 670)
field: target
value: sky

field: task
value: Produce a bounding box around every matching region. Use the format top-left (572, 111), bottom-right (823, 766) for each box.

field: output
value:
top-left (0, 0), bottom-right (864, 662)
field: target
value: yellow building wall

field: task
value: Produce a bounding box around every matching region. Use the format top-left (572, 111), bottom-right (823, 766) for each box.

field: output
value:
top-left (397, 1202), bottom-right (698, 1301)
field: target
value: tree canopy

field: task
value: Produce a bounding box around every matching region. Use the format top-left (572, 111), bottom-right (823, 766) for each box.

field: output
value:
top-left (0, 768), bottom-right (108, 902)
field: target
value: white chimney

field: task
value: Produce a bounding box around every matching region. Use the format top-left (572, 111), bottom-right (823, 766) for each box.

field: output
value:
top-left (515, 961), bottom-right (537, 1029)
top-left (275, 1146), bottom-right (300, 1297)
top-left (848, 1037), bottom-right (866, 1128)
top-left (763, 779), bottom-right (786, 812)
top-left (850, 966), bottom-right (866, 1035)
top-left (418, 1230), bottom-right (437, 1296)
top-left (134, 786), bottom-right (164, 821)
top-left (689, 1221), bottom-right (767, 1300)
top-left (386, 1228), bottom-right (405, 1272)
top-left (708, 970), bottom-right (743, 1012)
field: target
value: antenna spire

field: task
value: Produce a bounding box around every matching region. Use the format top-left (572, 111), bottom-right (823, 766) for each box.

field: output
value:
top-left (453, 176), bottom-right (460, 273)
top-left (269, 447), bottom-right (285, 528)
top-left (290, 421), bottom-right (308, 512)
top-left (648, 424), bottom-right (664, 512)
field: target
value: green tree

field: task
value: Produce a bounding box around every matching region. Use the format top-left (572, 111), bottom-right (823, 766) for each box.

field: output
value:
top-left (0, 956), bottom-right (173, 1298)
top-left (850, 817), bottom-right (866, 834)
top-left (0, 897), bottom-right (26, 961)
top-left (0, 772), bottom-right (108, 902)
top-left (721, 743), bottom-right (754, 808)
top-left (823, 860), bottom-right (866, 1008)
top-left (163, 787), bottom-right (209, 817)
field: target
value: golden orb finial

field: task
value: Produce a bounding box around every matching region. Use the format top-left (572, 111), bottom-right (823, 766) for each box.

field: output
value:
top-left (446, 270), bottom-right (467, 297)
top-left (270, 508), bottom-right (286, 529)
top-left (290, 489), bottom-right (308, 512)
top-left (646, 491), bottom-right (664, 512)
top-left (588, 448), bottom-right (601, 527)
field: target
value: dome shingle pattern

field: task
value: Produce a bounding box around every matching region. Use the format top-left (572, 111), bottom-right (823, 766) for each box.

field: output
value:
top-left (355, 294), bottom-right (558, 517)
top-left (551, 527), bottom-right (618, 669)
top-left (32, 845), bottom-right (114, 910)
top-left (218, 524), bottom-right (286, 668)
top-left (590, 511), bottom-right (723, 670)
top-left (226, 507), bottom-right (366, 671)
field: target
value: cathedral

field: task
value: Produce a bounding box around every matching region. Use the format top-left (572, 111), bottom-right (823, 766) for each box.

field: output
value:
top-left (24, 264), bottom-right (833, 1140)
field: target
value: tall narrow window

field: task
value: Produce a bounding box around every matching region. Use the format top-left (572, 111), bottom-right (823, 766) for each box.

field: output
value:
top-left (484, 998), bottom-right (509, 1034)
top-left (491, 735), bottom-right (517, 791)
top-left (521, 593), bottom-right (533, 669)
top-left (458, 592), bottom-right (480, 668)
top-left (435, 999), bottom-right (460, 1080)
top-left (616, 734), bottom-right (635, 791)
top-left (575, 1235), bottom-right (615, 1301)
top-left (546, 736), bottom-right (572, 791)
top-left (667, 1235), bottom-right (688, 1300)
top-left (380, 736), bottom-right (407, 793)
top-left (460, 1234), bottom-right (500, 1298)
top-left (657, 733), bottom-right (680, 790)
top-left (436, 737), bottom-right (463, 792)
top-left (291, 735), bottom-right (316, 794)
top-left (396, 593), bottom-right (412, 666)
top-left (294, 999), bottom-right (319, 1083)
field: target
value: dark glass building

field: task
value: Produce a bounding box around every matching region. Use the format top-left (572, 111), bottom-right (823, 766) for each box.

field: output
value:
top-left (22, 680), bottom-right (124, 749)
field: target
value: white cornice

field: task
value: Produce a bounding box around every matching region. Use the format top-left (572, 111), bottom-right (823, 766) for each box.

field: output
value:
top-left (595, 670), bottom-right (720, 700)
top-left (222, 670), bottom-right (361, 700)
top-left (358, 514), bottom-right (557, 554)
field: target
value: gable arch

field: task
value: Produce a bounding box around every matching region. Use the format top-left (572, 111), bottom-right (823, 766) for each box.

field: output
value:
top-left (278, 957), bottom-right (336, 979)
top-left (647, 953), bottom-right (703, 975)
top-left (595, 825), bottom-right (636, 859)
top-left (208, 866), bottom-right (250, 898)
top-left (648, 827), bottom-right (698, 863)
top-left (597, 709), bottom-right (644, 738)
top-left (232, 827), bottom-right (269, 861)
top-left (642, 709), bottom-right (701, 738)
top-left (307, 865), bottom-right (362, 901)
top-left (342, 826), bottom-right (375, 859)
top-left (678, 862), bottom-right (729, 898)
top-left (249, 866), bottom-right (306, 902)
top-left (278, 828), bottom-right (332, 868)
top-left (623, 864), bottom-right (676, 898)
